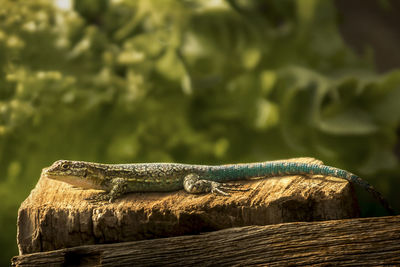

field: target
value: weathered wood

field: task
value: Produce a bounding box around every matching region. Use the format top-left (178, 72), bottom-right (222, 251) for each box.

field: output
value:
top-left (12, 215), bottom-right (400, 266)
top-left (17, 157), bottom-right (359, 255)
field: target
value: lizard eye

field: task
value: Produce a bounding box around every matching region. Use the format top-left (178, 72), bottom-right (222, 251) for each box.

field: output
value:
top-left (62, 163), bottom-right (69, 169)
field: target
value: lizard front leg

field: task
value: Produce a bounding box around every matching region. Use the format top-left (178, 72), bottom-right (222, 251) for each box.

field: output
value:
top-left (86, 178), bottom-right (128, 203)
top-left (107, 178), bottom-right (128, 202)
top-left (183, 174), bottom-right (248, 196)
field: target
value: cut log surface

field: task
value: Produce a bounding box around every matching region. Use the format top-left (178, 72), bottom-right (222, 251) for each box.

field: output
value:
top-left (17, 157), bottom-right (359, 255)
top-left (12, 216), bottom-right (400, 266)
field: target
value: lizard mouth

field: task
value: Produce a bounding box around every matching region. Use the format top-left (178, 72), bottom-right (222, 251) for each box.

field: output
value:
top-left (41, 167), bottom-right (75, 181)
top-left (41, 167), bottom-right (60, 179)
top-left (41, 167), bottom-right (52, 177)
top-left (42, 167), bottom-right (103, 190)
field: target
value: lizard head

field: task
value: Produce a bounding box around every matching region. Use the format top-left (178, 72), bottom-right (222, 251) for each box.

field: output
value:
top-left (42, 160), bottom-right (105, 189)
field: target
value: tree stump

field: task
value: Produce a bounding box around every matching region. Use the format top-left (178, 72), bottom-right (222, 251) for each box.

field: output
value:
top-left (17, 157), bottom-right (359, 255)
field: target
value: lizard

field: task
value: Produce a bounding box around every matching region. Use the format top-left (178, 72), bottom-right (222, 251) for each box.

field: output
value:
top-left (42, 159), bottom-right (395, 215)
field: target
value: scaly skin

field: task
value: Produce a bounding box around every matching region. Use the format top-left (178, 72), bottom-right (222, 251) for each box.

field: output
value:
top-left (42, 159), bottom-right (395, 215)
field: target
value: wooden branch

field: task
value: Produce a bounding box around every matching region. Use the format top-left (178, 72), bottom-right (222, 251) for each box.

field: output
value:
top-left (17, 157), bottom-right (359, 255)
top-left (12, 215), bottom-right (400, 266)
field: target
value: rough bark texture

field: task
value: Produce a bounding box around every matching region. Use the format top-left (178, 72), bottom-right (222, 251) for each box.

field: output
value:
top-left (12, 215), bottom-right (400, 266)
top-left (17, 157), bottom-right (359, 255)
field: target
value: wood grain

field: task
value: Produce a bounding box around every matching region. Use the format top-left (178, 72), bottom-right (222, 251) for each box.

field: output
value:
top-left (12, 215), bottom-right (400, 266)
top-left (17, 157), bottom-right (359, 255)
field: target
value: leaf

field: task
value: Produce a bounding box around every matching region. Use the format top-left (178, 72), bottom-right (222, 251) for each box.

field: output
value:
top-left (319, 108), bottom-right (378, 135)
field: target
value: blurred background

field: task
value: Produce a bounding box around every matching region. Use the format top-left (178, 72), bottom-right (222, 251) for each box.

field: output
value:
top-left (1, 0), bottom-right (400, 263)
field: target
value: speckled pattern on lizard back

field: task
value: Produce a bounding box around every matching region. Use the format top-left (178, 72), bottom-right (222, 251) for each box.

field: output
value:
top-left (42, 160), bottom-right (395, 215)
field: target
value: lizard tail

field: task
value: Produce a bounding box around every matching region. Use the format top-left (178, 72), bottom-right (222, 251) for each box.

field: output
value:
top-left (208, 162), bottom-right (395, 215)
top-left (346, 174), bottom-right (395, 215)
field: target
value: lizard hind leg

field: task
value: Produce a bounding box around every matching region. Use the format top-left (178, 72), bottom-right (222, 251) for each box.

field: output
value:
top-left (183, 174), bottom-right (248, 196)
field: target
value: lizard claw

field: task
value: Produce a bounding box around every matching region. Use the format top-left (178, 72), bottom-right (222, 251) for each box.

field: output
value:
top-left (85, 192), bottom-right (111, 203)
top-left (211, 182), bottom-right (249, 196)
top-left (211, 186), bottom-right (231, 196)
top-left (220, 182), bottom-right (243, 188)
top-left (220, 182), bottom-right (250, 192)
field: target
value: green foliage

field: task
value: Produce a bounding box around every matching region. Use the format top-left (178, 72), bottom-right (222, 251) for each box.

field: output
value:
top-left (1, 0), bottom-right (399, 264)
